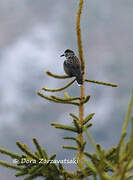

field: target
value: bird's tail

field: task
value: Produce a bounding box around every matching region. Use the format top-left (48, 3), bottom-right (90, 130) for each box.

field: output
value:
top-left (76, 73), bottom-right (83, 85)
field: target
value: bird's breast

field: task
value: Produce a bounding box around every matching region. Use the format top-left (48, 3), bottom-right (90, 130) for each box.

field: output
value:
top-left (63, 61), bottom-right (73, 77)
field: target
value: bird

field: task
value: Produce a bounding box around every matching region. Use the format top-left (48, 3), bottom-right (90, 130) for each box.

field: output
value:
top-left (60, 49), bottom-right (83, 85)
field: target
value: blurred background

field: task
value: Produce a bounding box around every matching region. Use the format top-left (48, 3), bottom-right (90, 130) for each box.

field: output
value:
top-left (0, 0), bottom-right (133, 179)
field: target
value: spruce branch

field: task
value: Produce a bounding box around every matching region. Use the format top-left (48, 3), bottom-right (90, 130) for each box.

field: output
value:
top-left (46, 70), bottom-right (70, 79)
top-left (63, 136), bottom-right (86, 151)
top-left (76, 139), bottom-right (83, 149)
top-left (83, 158), bottom-right (97, 175)
top-left (63, 96), bottom-right (81, 101)
top-left (16, 142), bottom-right (39, 161)
top-left (51, 123), bottom-right (79, 133)
top-left (38, 91), bottom-right (61, 102)
top-left (80, 95), bottom-right (90, 104)
top-left (84, 123), bottom-right (92, 129)
top-left (37, 92), bottom-right (79, 106)
top-left (105, 147), bottom-right (117, 162)
top-left (84, 128), bottom-right (98, 155)
top-left (51, 95), bottom-right (80, 102)
top-left (49, 153), bottom-right (56, 160)
top-left (69, 113), bottom-right (79, 121)
top-left (50, 95), bottom-right (80, 106)
top-left (23, 144), bottom-right (32, 153)
top-left (59, 163), bottom-right (63, 170)
top-left (81, 141), bottom-right (87, 152)
top-left (42, 79), bottom-right (76, 92)
top-left (34, 151), bottom-right (40, 158)
top-left (83, 113), bottom-right (95, 125)
top-left (118, 90), bottom-right (133, 164)
top-left (126, 173), bottom-right (133, 180)
top-left (95, 145), bottom-right (115, 172)
top-left (73, 119), bottom-right (82, 133)
top-left (62, 146), bottom-right (77, 150)
top-left (63, 136), bottom-right (77, 141)
top-left (33, 138), bottom-right (44, 158)
top-left (0, 160), bottom-right (23, 170)
top-left (84, 152), bottom-right (93, 159)
top-left (85, 79), bottom-right (118, 87)
top-left (128, 159), bottom-right (133, 172)
top-left (116, 132), bottom-right (127, 162)
top-left (0, 148), bottom-right (21, 160)
top-left (41, 149), bottom-right (48, 160)
top-left (130, 116), bottom-right (133, 140)
top-left (121, 89), bottom-right (133, 140)
top-left (28, 164), bottom-right (42, 175)
top-left (15, 169), bottom-right (28, 177)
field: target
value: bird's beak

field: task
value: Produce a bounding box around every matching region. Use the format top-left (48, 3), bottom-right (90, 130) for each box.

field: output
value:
top-left (60, 54), bottom-right (64, 57)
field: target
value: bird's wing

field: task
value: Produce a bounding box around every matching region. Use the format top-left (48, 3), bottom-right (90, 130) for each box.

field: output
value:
top-left (64, 56), bottom-right (81, 76)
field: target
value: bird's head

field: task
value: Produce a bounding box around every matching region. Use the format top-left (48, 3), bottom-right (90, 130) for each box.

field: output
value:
top-left (60, 49), bottom-right (75, 58)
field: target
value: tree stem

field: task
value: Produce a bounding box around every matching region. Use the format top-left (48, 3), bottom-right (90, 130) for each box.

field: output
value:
top-left (78, 75), bottom-right (85, 171)
top-left (76, 0), bottom-right (85, 175)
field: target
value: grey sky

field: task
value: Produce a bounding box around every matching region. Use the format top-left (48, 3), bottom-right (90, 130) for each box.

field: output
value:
top-left (0, 0), bottom-right (133, 179)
